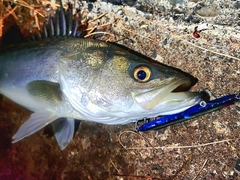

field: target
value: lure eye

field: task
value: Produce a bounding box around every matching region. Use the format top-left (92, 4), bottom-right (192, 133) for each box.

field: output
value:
top-left (133, 66), bottom-right (151, 82)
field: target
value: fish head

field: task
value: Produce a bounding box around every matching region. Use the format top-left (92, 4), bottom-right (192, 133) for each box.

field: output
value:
top-left (110, 49), bottom-right (202, 115)
top-left (58, 40), bottom-right (203, 120)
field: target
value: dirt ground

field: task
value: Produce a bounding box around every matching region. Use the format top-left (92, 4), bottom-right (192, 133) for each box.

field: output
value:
top-left (0, 0), bottom-right (240, 179)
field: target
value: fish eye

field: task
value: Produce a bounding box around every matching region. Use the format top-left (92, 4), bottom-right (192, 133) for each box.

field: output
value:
top-left (133, 66), bottom-right (151, 82)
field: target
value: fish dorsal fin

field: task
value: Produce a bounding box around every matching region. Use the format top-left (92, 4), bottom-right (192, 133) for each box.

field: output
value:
top-left (51, 118), bottom-right (75, 150)
top-left (12, 111), bottom-right (58, 143)
top-left (26, 80), bottom-right (62, 106)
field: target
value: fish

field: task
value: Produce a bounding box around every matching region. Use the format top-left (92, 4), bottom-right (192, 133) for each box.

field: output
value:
top-left (0, 2), bottom-right (204, 150)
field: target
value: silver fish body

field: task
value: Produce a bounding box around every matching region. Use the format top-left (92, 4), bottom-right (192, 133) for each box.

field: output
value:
top-left (0, 37), bottom-right (202, 149)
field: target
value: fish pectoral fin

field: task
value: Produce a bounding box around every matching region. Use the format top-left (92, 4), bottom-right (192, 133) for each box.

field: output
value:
top-left (26, 80), bottom-right (63, 106)
top-left (51, 118), bottom-right (76, 150)
top-left (12, 111), bottom-right (58, 143)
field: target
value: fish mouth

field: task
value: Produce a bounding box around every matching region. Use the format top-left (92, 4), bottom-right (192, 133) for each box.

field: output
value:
top-left (134, 78), bottom-right (203, 112)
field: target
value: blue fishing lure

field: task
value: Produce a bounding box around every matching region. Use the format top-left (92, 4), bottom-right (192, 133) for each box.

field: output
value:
top-left (138, 94), bottom-right (240, 131)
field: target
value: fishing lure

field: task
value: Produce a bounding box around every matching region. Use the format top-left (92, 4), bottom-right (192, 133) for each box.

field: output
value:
top-left (138, 94), bottom-right (240, 131)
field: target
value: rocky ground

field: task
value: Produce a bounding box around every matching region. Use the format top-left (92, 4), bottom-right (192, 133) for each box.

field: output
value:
top-left (0, 0), bottom-right (240, 179)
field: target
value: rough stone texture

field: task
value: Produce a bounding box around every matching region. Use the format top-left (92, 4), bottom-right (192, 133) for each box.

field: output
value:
top-left (0, 0), bottom-right (240, 179)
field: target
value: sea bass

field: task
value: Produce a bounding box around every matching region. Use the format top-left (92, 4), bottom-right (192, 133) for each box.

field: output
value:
top-left (0, 37), bottom-right (203, 149)
top-left (0, 4), bottom-right (204, 150)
